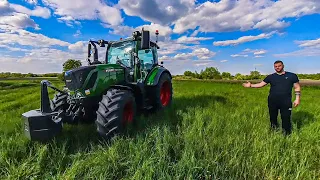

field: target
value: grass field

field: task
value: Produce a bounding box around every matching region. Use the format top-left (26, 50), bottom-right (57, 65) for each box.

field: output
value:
top-left (0, 79), bottom-right (319, 179)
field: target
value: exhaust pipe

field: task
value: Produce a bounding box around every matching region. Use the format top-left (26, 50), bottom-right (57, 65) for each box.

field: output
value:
top-left (22, 80), bottom-right (63, 141)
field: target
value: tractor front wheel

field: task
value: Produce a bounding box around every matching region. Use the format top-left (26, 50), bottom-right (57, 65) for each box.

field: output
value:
top-left (95, 89), bottom-right (136, 140)
top-left (50, 92), bottom-right (69, 112)
top-left (151, 73), bottom-right (173, 110)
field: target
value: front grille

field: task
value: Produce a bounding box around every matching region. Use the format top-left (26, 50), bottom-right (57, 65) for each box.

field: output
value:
top-left (64, 66), bottom-right (96, 90)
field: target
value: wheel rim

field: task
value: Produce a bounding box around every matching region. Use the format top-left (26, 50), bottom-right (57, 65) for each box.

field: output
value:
top-left (123, 101), bottom-right (134, 125)
top-left (160, 81), bottom-right (171, 106)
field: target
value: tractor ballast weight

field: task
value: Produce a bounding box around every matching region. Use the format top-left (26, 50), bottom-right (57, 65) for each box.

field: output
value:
top-left (22, 28), bottom-right (173, 142)
top-left (22, 81), bottom-right (63, 141)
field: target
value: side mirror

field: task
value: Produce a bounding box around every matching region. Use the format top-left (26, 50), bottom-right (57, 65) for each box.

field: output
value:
top-left (161, 61), bottom-right (164, 65)
top-left (141, 30), bottom-right (150, 49)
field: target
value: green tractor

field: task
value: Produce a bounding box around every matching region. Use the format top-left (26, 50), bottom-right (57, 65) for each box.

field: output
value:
top-left (22, 29), bottom-right (173, 141)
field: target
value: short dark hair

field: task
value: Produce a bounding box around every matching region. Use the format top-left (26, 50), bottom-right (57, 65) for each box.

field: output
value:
top-left (274, 60), bottom-right (283, 65)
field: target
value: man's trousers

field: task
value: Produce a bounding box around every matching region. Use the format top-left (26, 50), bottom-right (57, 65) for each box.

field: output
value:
top-left (268, 95), bottom-right (293, 135)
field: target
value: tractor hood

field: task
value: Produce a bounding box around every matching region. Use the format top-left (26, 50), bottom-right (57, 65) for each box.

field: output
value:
top-left (64, 64), bottom-right (125, 97)
top-left (64, 66), bottom-right (96, 91)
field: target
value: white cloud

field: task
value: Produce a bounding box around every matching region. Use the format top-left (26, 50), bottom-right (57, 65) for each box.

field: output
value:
top-left (173, 53), bottom-right (194, 60)
top-left (10, 4), bottom-right (51, 18)
top-left (73, 30), bottom-right (81, 37)
top-left (0, 1), bottom-right (51, 30)
top-left (274, 49), bottom-right (320, 57)
top-left (25, 0), bottom-right (38, 5)
top-left (0, 28), bottom-right (70, 47)
top-left (214, 31), bottom-right (276, 46)
top-left (230, 48), bottom-right (267, 58)
top-left (192, 48), bottom-right (216, 59)
top-left (0, 13), bottom-right (39, 30)
top-left (157, 40), bottom-right (192, 56)
top-left (253, 19), bottom-right (290, 30)
top-left (0, 33), bottom-right (88, 73)
top-left (253, 50), bottom-right (267, 55)
top-left (43, 0), bottom-right (122, 26)
top-left (0, 0), bottom-right (14, 16)
top-left (195, 62), bottom-right (210, 67)
top-left (173, 0), bottom-right (320, 34)
top-left (173, 48), bottom-right (216, 60)
top-left (274, 37), bottom-right (320, 57)
top-left (118, 0), bottom-right (195, 25)
top-left (159, 55), bottom-right (170, 61)
top-left (68, 41), bottom-right (87, 52)
top-left (190, 29), bottom-right (199, 37)
top-left (106, 23), bottom-right (173, 41)
top-left (176, 36), bottom-right (214, 44)
top-left (57, 16), bottom-right (81, 27)
top-left (296, 38), bottom-right (320, 48)
top-left (220, 60), bottom-right (228, 62)
top-left (254, 55), bottom-right (264, 58)
top-left (0, 47), bottom-right (87, 73)
top-left (231, 54), bottom-right (248, 58)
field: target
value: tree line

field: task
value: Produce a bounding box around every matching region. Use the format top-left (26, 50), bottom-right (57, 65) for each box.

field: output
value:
top-left (1, 63), bottom-right (319, 81)
top-left (180, 67), bottom-right (320, 80)
top-left (0, 59), bottom-right (82, 80)
top-left (0, 72), bottom-right (61, 78)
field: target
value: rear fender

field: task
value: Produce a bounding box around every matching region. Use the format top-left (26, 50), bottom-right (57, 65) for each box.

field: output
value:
top-left (145, 66), bottom-right (172, 86)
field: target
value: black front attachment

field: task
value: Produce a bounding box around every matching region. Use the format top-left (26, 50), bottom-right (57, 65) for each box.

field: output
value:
top-left (22, 80), bottom-right (63, 141)
top-left (22, 110), bottom-right (62, 141)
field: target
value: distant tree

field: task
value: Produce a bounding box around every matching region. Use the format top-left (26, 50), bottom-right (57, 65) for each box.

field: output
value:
top-left (60, 59), bottom-right (82, 81)
top-left (249, 70), bottom-right (261, 79)
top-left (222, 72), bottom-right (232, 79)
top-left (63, 59), bottom-right (82, 72)
top-left (201, 67), bottom-right (222, 79)
top-left (235, 73), bottom-right (244, 80)
top-left (184, 71), bottom-right (194, 77)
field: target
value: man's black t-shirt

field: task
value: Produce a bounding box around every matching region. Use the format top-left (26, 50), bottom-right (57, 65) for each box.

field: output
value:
top-left (263, 71), bottom-right (299, 98)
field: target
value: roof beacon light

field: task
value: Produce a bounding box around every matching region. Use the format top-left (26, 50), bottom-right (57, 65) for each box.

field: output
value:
top-left (155, 30), bottom-right (159, 43)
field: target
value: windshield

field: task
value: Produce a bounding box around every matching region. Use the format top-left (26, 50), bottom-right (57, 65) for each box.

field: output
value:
top-left (107, 41), bottom-right (135, 67)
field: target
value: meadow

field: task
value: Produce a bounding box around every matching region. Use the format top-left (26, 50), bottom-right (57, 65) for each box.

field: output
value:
top-left (0, 79), bottom-right (319, 179)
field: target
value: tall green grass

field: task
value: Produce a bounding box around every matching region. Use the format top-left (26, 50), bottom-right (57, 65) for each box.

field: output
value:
top-left (0, 80), bottom-right (319, 179)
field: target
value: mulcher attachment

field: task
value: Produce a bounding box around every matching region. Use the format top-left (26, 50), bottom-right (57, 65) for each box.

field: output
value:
top-left (22, 80), bottom-right (63, 141)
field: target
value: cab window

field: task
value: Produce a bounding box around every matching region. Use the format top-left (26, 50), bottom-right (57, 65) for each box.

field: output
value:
top-left (138, 49), bottom-right (154, 71)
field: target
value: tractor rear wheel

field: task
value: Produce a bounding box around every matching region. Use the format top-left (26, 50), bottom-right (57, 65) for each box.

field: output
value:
top-left (95, 89), bottom-right (136, 140)
top-left (151, 73), bottom-right (173, 110)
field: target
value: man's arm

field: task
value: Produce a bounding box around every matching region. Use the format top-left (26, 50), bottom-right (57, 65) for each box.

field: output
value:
top-left (243, 81), bottom-right (267, 88)
top-left (293, 82), bottom-right (301, 107)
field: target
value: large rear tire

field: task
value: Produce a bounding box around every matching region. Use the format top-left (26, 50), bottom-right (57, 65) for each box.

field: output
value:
top-left (95, 89), bottom-right (136, 140)
top-left (150, 73), bottom-right (173, 110)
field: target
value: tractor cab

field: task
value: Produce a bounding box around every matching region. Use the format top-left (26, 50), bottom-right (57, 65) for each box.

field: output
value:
top-left (86, 29), bottom-right (161, 84)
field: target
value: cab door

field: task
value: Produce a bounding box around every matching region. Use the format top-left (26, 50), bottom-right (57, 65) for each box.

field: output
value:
top-left (137, 47), bottom-right (156, 80)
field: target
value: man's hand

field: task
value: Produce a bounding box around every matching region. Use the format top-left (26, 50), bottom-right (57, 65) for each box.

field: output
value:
top-left (242, 81), bottom-right (251, 88)
top-left (293, 99), bottom-right (300, 107)
top-left (243, 81), bottom-right (267, 88)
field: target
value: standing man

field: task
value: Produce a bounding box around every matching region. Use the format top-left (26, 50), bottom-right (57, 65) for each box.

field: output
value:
top-left (242, 60), bottom-right (301, 135)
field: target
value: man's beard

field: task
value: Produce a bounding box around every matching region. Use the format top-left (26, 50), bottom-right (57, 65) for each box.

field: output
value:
top-left (276, 68), bottom-right (284, 73)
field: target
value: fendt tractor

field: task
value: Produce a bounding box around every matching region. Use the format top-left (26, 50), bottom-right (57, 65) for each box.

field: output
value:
top-left (22, 29), bottom-right (173, 141)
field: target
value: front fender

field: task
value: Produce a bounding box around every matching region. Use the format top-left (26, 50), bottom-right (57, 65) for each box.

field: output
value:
top-left (145, 66), bottom-right (172, 86)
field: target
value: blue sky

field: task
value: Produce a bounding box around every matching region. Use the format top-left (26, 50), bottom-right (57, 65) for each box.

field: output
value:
top-left (1, 0), bottom-right (320, 75)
